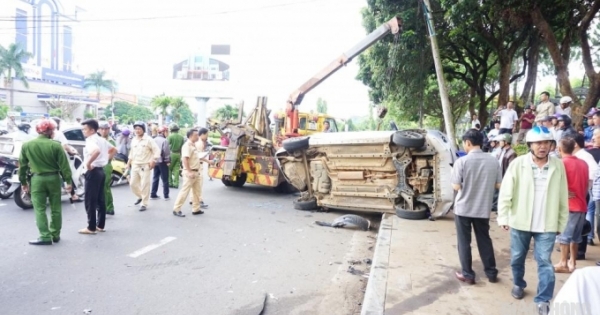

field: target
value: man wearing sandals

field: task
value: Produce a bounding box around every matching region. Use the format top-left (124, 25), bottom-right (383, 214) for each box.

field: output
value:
top-left (79, 119), bottom-right (116, 235)
top-left (19, 120), bottom-right (72, 245)
top-left (554, 137), bottom-right (589, 273)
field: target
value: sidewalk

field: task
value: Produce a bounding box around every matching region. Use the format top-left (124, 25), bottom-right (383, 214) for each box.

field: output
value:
top-left (361, 212), bottom-right (599, 315)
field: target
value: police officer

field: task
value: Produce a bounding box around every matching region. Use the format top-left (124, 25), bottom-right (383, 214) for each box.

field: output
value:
top-left (167, 123), bottom-right (185, 188)
top-left (99, 121), bottom-right (116, 215)
top-left (125, 121), bottom-right (160, 211)
top-left (19, 120), bottom-right (72, 245)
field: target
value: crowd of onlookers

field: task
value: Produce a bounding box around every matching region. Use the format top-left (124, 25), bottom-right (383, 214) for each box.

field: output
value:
top-left (452, 91), bottom-right (599, 315)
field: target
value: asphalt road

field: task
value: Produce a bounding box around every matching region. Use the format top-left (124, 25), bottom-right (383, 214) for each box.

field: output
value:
top-left (0, 173), bottom-right (379, 315)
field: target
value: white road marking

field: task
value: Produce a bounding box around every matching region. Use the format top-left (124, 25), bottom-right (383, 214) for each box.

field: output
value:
top-left (127, 236), bottom-right (177, 258)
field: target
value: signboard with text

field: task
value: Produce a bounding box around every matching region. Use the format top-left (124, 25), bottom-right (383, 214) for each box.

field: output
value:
top-left (41, 68), bottom-right (84, 87)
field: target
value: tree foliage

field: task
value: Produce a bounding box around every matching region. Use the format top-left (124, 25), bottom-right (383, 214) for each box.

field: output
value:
top-left (0, 103), bottom-right (9, 120)
top-left (316, 97), bottom-right (328, 114)
top-left (213, 104), bottom-right (240, 120)
top-left (105, 101), bottom-right (154, 123)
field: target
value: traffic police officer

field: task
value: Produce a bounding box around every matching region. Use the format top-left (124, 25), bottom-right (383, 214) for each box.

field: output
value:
top-left (167, 123), bottom-right (185, 188)
top-left (99, 121), bottom-right (116, 215)
top-left (125, 121), bottom-right (160, 211)
top-left (19, 120), bottom-right (72, 245)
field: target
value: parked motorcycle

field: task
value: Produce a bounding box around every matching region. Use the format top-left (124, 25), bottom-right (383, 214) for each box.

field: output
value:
top-left (0, 154), bottom-right (19, 199)
top-left (8, 153), bottom-right (87, 209)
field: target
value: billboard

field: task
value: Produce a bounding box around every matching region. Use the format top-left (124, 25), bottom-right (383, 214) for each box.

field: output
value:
top-left (172, 44), bottom-right (231, 81)
top-left (41, 68), bottom-right (85, 87)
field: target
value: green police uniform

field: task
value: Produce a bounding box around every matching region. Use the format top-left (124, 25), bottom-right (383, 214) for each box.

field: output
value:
top-left (104, 137), bottom-right (116, 214)
top-left (167, 132), bottom-right (185, 188)
top-left (19, 135), bottom-right (72, 242)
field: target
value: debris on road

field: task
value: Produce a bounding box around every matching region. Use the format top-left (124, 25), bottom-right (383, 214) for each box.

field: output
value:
top-left (363, 258), bottom-right (372, 264)
top-left (314, 214), bottom-right (371, 231)
top-left (83, 309), bottom-right (92, 314)
top-left (347, 265), bottom-right (365, 276)
top-left (348, 259), bottom-right (362, 265)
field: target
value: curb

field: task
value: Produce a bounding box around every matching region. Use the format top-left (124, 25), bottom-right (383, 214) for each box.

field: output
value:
top-left (361, 213), bottom-right (393, 315)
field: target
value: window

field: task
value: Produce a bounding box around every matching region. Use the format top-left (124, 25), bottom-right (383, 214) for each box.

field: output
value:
top-left (15, 9), bottom-right (28, 63)
top-left (63, 129), bottom-right (85, 141)
top-left (63, 26), bottom-right (72, 72)
top-left (326, 118), bottom-right (338, 132)
top-left (299, 117), bottom-right (307, 130)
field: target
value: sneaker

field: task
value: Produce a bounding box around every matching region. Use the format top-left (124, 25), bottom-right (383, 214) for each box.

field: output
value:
top-left (537, 302), bottom-right (550, 315)
top-left (173, 211), bottom-right (185, 217)
top-left (511, 285), bottom-right (524, 300)
top-left (164, 197), bottom-right (170, 201)
top-left (134, 199), bottom-right (142, 205)
top-left (139, 205), bottom-right (147, 211)
top-left (150, 196), bottom-right (160, 200)
top-left (200, 201), bottom-right (208, 208)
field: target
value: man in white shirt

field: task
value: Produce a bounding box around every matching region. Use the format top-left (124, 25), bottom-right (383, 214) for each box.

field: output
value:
top-left (555, 96), bottom-right (573, 117)
top-left (78, 119), bottom-right (116, 235)
top-left (494, 102), bottom-right (519, 135)
top-left (488, 121), bottom-right (501, 139)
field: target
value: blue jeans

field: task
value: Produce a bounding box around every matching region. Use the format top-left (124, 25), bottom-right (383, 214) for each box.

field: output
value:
top-left (510, 229), bottom-right (557, 303)
top-left (587, 199), bottom-right (595, 241)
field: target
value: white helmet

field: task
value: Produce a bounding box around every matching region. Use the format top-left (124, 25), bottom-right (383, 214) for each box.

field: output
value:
top-left (559, 96), bottom-right (573, 104)
top-left (525, 127), bottom-right (554, 143)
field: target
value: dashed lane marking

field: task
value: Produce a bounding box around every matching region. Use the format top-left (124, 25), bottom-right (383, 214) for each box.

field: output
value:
top-left (127, 236), bottom-right (177, 258)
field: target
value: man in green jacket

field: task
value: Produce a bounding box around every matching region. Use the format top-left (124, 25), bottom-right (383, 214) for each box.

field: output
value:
top-left (19, 120), bottom-right (72, 245)
top-left (99, 122), bottom-right (116, 215)
top-left (167, 123), bottom-right (185, 188)
top-left (498, 126), bottom-right (569, 315)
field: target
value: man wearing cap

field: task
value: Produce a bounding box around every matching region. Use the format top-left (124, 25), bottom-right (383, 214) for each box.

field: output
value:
top-left (584, 108), bottom-right (598, 147)
top-left (517, 106), bottom-right (536, 144)
top-left (98, 122), bottom-right (116, 215)
top-left (536, 91), bottom-right (555, 118)
top-left (555, 96), bottom-right (573, 117)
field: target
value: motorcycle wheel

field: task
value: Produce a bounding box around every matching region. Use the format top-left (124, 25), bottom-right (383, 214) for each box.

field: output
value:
top-left (110, 171), bottom-right (124, 186)
top-left (14, 186), bottom-right (33, 209)
top-left (0, 175), bottom-right (13, 199)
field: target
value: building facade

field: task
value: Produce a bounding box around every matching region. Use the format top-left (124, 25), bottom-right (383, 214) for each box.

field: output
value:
top-left (0, 0), bottom-right (96, 120)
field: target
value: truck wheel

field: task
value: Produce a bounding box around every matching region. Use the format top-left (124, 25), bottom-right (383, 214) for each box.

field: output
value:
top-left (231, 173), bottom-right (247, 187)
top-left (395, 206), bottom-right (428, 220)
top-left (221, 178), bottom-right (232, 187)
top-left (392, 130), bottom-right (425, 148)
top-left (14, 187), bottom-right (33, 210)
top-left (283, 136), bottom-right (310, 151)
top-left (293, 197), bottom-right (318, 211)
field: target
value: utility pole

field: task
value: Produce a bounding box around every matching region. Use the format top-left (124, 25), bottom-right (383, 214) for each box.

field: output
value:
top-left (421, 0), bottom-right (457, 149)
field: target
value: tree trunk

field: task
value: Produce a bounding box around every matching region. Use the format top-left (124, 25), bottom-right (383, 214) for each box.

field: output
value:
top-left (478, 94), bottom-right (490, 128)
top-left (497, 55), bottom-right (512, 108)
top-left (520, 34), bottom-right (540, 106)
top-left (468, 86), bottom-right (476, 118)
top-left (9, 83), bottom-right (14, 110)
top-left (531, 7), bottom-right (579, 125)
top-left (584, 74), bottom-right (600, 116)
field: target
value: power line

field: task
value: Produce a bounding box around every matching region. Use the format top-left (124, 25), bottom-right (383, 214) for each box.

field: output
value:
top-left (0, 0), bottom-right (336, 25)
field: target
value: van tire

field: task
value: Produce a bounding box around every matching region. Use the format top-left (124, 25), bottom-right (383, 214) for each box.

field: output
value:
top-left (393, 131), bottom-right (425, 148)
top-left (395, 207), bottom-right (428, 220)
top-left (231, 173), bottom-right (247, 187)
top-left (283, 137), bottom-right (310, 151)
top-left (293, 197), bottom-right (318, 211)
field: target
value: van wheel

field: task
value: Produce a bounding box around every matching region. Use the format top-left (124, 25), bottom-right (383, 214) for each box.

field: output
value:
top-left (293, 197), bottom-right (318, 211)
top-left (393, 130), bottom-right (425, 148)
top-left (221, 178), bottom-right (232, 187)
top-left (283, 136), bottom-right (310, 151)
top-left (395, 206), bottom-right (428, 220)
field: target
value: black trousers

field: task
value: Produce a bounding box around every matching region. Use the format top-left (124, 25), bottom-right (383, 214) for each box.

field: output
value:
top-left (455, 215), bottom-right (498, 280)
top-left (499, 128), bottom-right (512, 135)
top-left (151, 162), bottom-right (170, 198)
top-left (84, 167), bottom-right (106, 231)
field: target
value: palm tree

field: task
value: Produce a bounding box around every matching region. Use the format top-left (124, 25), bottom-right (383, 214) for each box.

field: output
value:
top-left (0, 43), bottom-right (32, 109)
top-left (170, 96), bottom-right (189, 123)
top-left (214, 104), bottom-right (239, 120)
top-left (84, 70), bottom-right (115, 116)
top-left (151, 95), bottom-right (172, 124)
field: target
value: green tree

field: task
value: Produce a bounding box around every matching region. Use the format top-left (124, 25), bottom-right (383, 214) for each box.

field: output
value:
top-left (151, 95), bottom-right (172, 118)
top-left (0, 43), bottom-right (32, 109)
top-left (49, 108), bottom-right (62, 118)
top-left (316, 97), bottom-right (328, 114)
top-left (214, 104), bottom-right (239, 120)
top-left (0, 103), bottom-right (9, 120)
top-left (13, 105), bottom-right (22, 112)
top-left (84, 70), bottom-right (115, 117)
top-left (170, 96), bottom-right (190, 123)
top-left (173, 106), bottom-right (195, 126)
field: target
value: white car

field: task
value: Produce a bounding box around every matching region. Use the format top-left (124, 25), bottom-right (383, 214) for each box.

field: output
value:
top-left (276, 129), bottom-right (457, 220)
